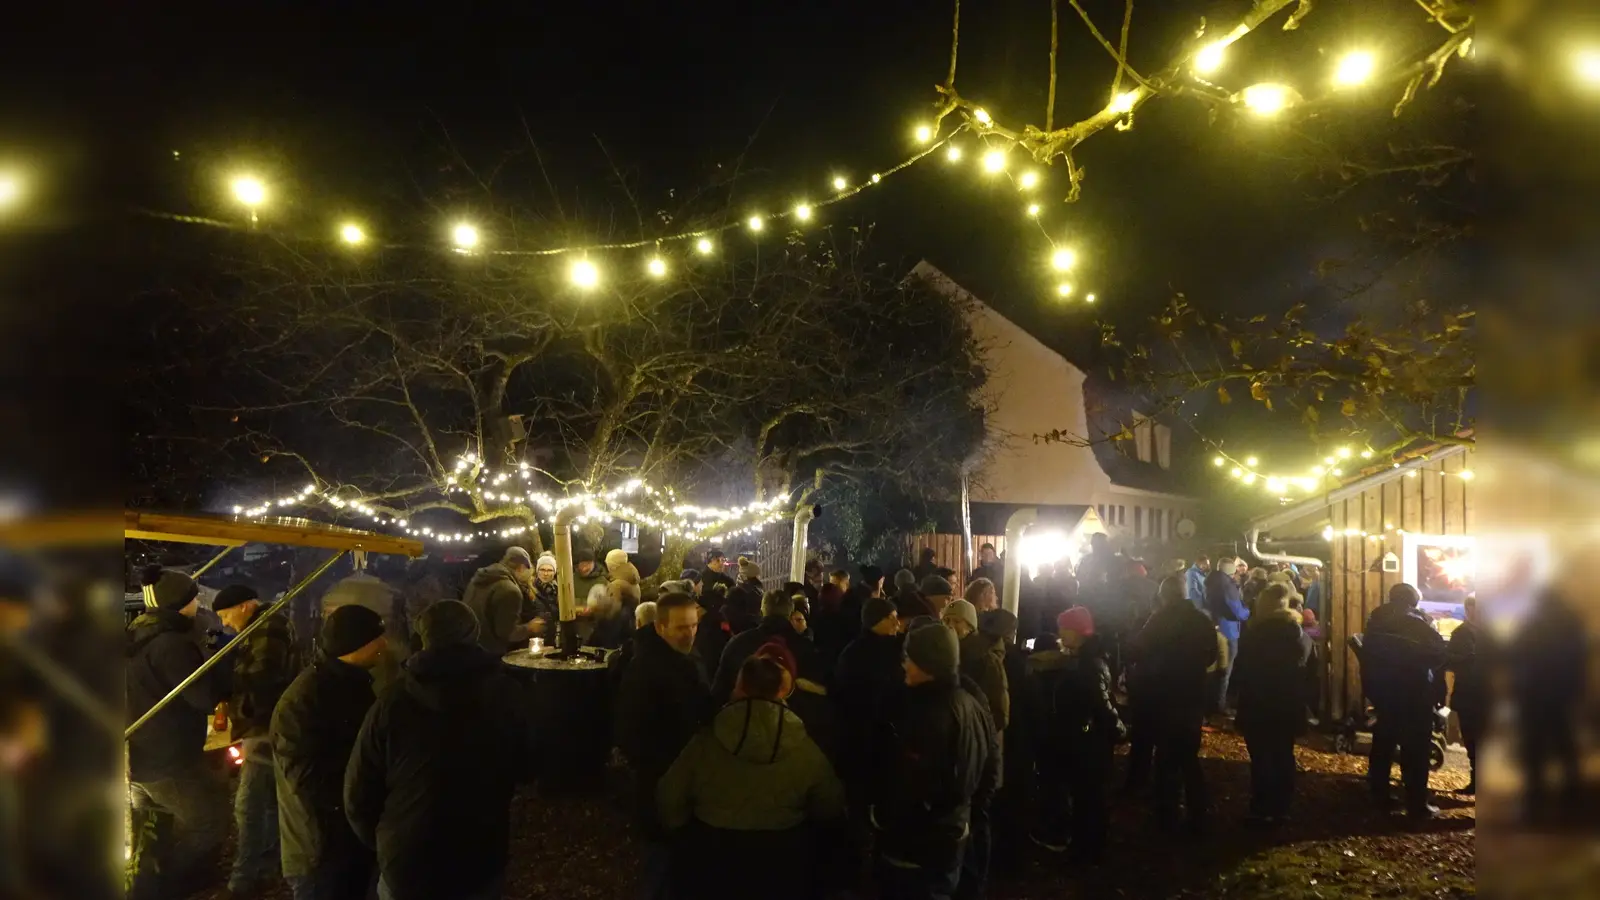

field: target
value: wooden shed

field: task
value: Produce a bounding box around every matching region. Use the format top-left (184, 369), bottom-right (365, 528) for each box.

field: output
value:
top-left (1247, 444), bottom-right (1476, 722)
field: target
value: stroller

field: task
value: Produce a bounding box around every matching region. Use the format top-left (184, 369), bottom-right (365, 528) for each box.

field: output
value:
top-left (1337, 634), bottom-right (1449, 771)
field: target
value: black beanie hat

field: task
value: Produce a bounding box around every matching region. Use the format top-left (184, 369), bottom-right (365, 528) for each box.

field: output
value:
top-left (861, 595), bottom-right (897, 630)
top-left (321, 605), bottom-right (385, 658)
top-left (575, 547), bottom-right (596, 564)
top-left (143, 569), bottom-right (200, 612)
top-left (417, 599), bottom-right (481, 650)
top-left (212, 584), bottom-right (260, 612)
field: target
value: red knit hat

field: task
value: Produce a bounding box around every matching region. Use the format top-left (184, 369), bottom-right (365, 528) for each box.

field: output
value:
top-left (754, 639), bottom-right (798, 680)
top-left (1056, 605), bottom-right (1095, 637)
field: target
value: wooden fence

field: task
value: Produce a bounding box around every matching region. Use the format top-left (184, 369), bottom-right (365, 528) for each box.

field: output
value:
top-left (903, 533), bottom-right (1008, 596)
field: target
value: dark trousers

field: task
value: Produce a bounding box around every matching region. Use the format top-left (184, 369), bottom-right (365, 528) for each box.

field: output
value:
top-left (1153, 721), bottom-right (1207, 828)
top-left (1458, 707), bottom-right (1485, 789)
top-left (1520, 710), bottom-right (1581, 820)
top-left (954, 803), bottom-right (991, 900)
top-left (230, 754), bottom-right (281, 892)
top-left (876, 852), bottom-right (963, 900)
top-left (1242, 728), bottom-right (1297, 818)
top-left (1124, 706), bottom-right (1156, 790)
top-left (1035, 751), bottom-right (1071, 841)
top-left (287, 849), bottom-right (375, 900)
top-left (1067, 740), bottom-right (1112, 859)
top-left (1368, 703), bottom-right (1432, 811)
top-left (127, 769), bottom-right (229, 900)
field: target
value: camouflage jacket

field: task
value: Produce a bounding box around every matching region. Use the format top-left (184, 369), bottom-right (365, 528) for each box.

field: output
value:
top-left (229, 609), bottom-right (300, 744)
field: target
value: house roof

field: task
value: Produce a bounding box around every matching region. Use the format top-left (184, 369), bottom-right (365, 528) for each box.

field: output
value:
top-left (1245, 442), bottom-right (1471, 535)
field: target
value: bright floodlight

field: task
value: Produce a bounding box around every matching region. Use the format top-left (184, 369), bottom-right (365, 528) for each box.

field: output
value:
top-left (1194, 41), bottom-right (1227, 75)
top-left (1051, 247), bottom-right (1077, 271)
top-left (982, 149), bottom-right (1007, 173)
top-left (914, 124), bottom-right (933, 143)
top-left (1333, 50), bottom-right (1377, 87)
top-left (747, 215), bottom-right (764, 232)
top-left (946, 145), bottom-right (963, 162)
top-left (570, 259), bottom-right (600, 289)
top-left (646, 256), bottom-right (667, 278)
top-left (831, 175), bottom-right (848, 191)
top-left (231, 176), bottom-right (266, 207)
top-left (339, 223), bottom-right (365, 245)
top-left (794, 203), bottom-right (813, 222)
top-left (695, 237), bottom-right (714, 254)
top-left (1108, 90), bottom-right (1139, 114)
top-left (1018, 170), bottom-right (1040, 190)
top-left (1241, 83), bottom-right (1294, 116)
top-left (452, 223), bottom-right (480, 250)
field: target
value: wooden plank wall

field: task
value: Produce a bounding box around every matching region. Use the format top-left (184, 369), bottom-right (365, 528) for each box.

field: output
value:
top-left (1325, 451), bottom-right (1473, 721)
top-left (904, 533), bottom-right (1009, 595)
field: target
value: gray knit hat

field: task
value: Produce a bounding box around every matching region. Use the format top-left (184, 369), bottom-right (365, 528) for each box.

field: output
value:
top-left (861, 595), bottom-right (897, 630)
top-left (502, 547), bottom-right (533, 569)
top-left (979, 608), bottom-right (1019, 639)
top-left (904, 622), bottom-right (960, 681)
top-left (417, 599), bottom-right (481, 649)
top-left (942, 598), bottom-right (978, 633)
top-left (919, 574), bottom-right (953, 598)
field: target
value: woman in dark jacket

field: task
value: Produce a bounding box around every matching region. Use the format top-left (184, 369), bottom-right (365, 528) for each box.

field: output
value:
top-left (1232, 583), bottom-right (1312, 825)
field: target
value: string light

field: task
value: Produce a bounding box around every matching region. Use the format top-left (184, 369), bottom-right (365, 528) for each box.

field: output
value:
top-left (1246, 456), bottom-right (1259, 467)
top-left (1085, 293), bottom-right (1096, 303)
top-left (793, 203), bottom-right (813, 222)
top-left (1213, 456), bottom-right (1225, 467)
top-left (1051, 248), bottom-right (1077, 271)
top-left (231, 176), bottom-right (266, 208)
top-left (570, 258), bottom-right (600, 289)
top-left (946, 145), bottom-right (963, 162)
top-left (1333, 50), bottom-right (1377, 87)
top-left (747, 215), bottom-right (764, 232)
top-left (695, 237), bottom-right (714, 255)
top-left (645, 256), bottom-right (668, 278)
top-left (914, 124), bottom-right (934, 143)
top-left (981, 149), bottom-right (1007, 173)
top-left (870, 173), bottom-right (882, 183)
top-left (1108, 90), bottom-right (1140, 114)
top-left (1194, 41), bottom-right (1227, 74)
top-left (831, 175), bottom-right (848, 191)
top-left (1018, 170), bottom-right (1040, 190)
top-left (1240, 83), bottom-right (1296, 117)
top-left (1578, 48), bottom-right (1600, 86)
top-left (452, 223), bottom-right (480, 251)
top-left (339, 223), bottom-right (365, 245)
top-left (1026, 203), bottom-right (1041, 217)
top-left (0, 175), bottom-right (20, 208)
top-left (973, 108), bottom-right (993, 125)
top-left (1056, 283), bottom-right (1074, 298)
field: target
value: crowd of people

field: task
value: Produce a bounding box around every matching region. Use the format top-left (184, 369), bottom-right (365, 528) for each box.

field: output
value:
top-left (114, 532), bottom-right (1577, 900)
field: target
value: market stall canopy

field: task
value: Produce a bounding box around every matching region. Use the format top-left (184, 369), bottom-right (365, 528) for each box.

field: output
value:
top-left (124, 510), bottom-right (425, 557)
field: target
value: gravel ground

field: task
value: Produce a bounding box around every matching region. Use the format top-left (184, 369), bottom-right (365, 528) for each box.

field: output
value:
top-left (195, 729), bottom-right (1475, 899)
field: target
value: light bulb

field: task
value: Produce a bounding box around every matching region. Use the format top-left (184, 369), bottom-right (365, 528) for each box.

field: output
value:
top-left (1057, 283), bottom-right (1074, 298)
top-left (1051, 247), bottom-right (1077, 271)
top-left (1213, 456), bottom-right (1225, 466)
top-left (831, 175), bottom-right (847, 191)
top-left (453, 223), bottom-right (480, 250)
top-left (1018, 170), bottom-right (1040, 190)
top-left (946, 146), bottom-right (963, 162)
top-left (1109, 90), bottom-right (1139, 114)
top-left (0, 176), bottom-right (21, 208)
top-left (870, 173), bottom-right (881, 183)
top-left (1241, 83), bottom-right (1294, 116)
top-left (231, 176), bottom-right (266, 207)
top-left (1246, 456), bottom-right (1259, 467)
top-left (914, 124), bottom-right (933, 143)
top-left (1026, 203), bottom-right (1041, 217)
top-left (1333, 50), bottom-right (1376, 87)
top-left (696, 237), bottom-right (714, 254)
top-left (747, 215), bottom-right (764, 232)
top-left (570, 259), bottom-right (600, 289)
top-left (339, 223), bottom-right (365, 245)
top-left (1085, 293), bottom-right (1096, 303)
top-left (982, 149), bottom-right (1007, 173)
top-left (645, 257), bottom-right (667, 278)
top-left (1194, 41), bottom-right (1226, 74)
top-left (794, 203), bottom-right (813, 222)
top-left (974, 108), bottom-right (993, 125)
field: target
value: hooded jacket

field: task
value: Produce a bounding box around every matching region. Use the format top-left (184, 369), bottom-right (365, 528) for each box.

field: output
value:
top-left (125, 608), bottom-right (223, 780)
top-left (657, 698), bottom-right (844, 833)
top-left (461, 563), bottom-right (532, 656)
top-left (343, 643), bottom-right (532, 900)
top-left (711, 615), bottom-right (820, 706)
top-left (273, 650), bottom-right (377, 877)
top-left (959, 630), bottom-right (1010, 731)
top-left (1232, 609), bottom-right (1312, 735)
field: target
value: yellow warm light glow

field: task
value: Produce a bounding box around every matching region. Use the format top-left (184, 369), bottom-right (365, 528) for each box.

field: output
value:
top-left (1057, 283), bottom-right (1074, 298)
top-left (1337, 447), bottom-right (1352, 458)
top-left (1578, 49), bottom-right (1600, 85)
top-left (452, 223), bottom-right (480, 250)
top-left (870, 173), bottom-right (882, 183)
top-left (570, 259), bottom-right (600, 289)
top-left (339, 223), bottom-right (365, 245)
top-left (974, 108), bottom-right (993, 125)
top-left (1194, 41), bottom-right (1227, 74)
top-left (1085, 293), bottom-right (1096, 303)
top-left (1051, 248), bottom-right (1077, 271)
top-left (747, 215), bottom-right (764, 232)
top-left (1333, 50), bottom-right (1377, 87)
top-left (1213, 456), bottom-right (1225, 466)
top-left (1108, 90), bottom-right (1140, 114)
top-left (1230, 467), bottom-right (1243, 478)
top-left (982, 149), bottom-right (1007, 173)
top-left (1018, 170), bottom-right (1040, 190)
top-left (914, 124), bottom-right (933, 143)
top-left (1246, 456), bottom-right (1259, 467)
top-left (0, 175), bottom-right (19, 207)
top-left (794, 203), bottom-right (813, 222)
top-left (1241, 83), bottom-right (1294, 116)
top-left (695, 237), bottom-right (714, 255)
top-left (1311, 465), bottom-right (1325, 476)
top-left (1361, 449), bottom-right (1375, 459)
top-left (231, 176), bottom-right (266, 207)
top-left (1026, 203), bottom-right (1041, 217)
top-left (832, 175), bottom-right (848, 191)
top-left (1459, 469), bottom-right (1476, 481)
top-left (946, 145), bottom-right (963, 162)
top-left (646, 257), bottom-right (667, 278)
top-left (1242, 473), bottom-right (1258, 485)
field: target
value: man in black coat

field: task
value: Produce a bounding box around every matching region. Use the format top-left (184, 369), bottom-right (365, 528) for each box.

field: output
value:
top-left (614, 592), bottom-right (712, 900)
top-left (1129, 576), bottom-right (1219, 834)
top-left (1508, 587), bottom-right (1588, 823)
top-left (1232, 583), bottom-right (1311, 826)
top-left (871, 623), bottom-right (999, 900)
top-left (1445, 594), bottom-right (1486, 795)
top-left (831, 597), bottom-right (903, 810)
top-left (1362, 583), bottom-right (1446, 818)
top-left (274, 605), bottom-right (389, 900)
top-left (700, 548), bottom-right (736, 596)
top-left (711, 590), bottom-right (819, 706)
top-left (1046, 608), bottom-right (1124, 864)
top-left (344, 600), bottom-right (533, 900)
top-left (125, 569), bottom-right (229, 900)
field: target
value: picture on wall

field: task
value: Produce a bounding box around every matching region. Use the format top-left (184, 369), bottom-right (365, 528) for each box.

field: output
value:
top-left (1400, 533), bottom-right (1475, 628)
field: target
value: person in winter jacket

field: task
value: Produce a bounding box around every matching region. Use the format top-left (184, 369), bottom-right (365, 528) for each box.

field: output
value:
top-left (1232, 583), bottom-right (1311, 826)
top-left (700, 549), bottom-right (735, 595)
top-left (274, 605), bottom-right (389, 900)
top-left (1508, 587), bottom-right (1588, 823)
top-left (695, 580), bottom-right (733, 671)
top-left (461, 547), bottom-right (541, 658)
top-left (321, 569), bottom-right (408, 694)
top-left (344, 600), bottom-right (532, 900)
top-left (1204, 558), bottom-right (1250, 714)
top-left (584, 580), bottom-right (638, 650)
top-left (125, 569), bottom-right (229, 900)
top-left (658, 654), bottom-right (845, 900)
top-left (831, 597), bottom-right (903, 813)
top-left (530, 553), bottom-right (561, 629)
top-left (711, 590), bottom-right (820, 705)
top-left (871, 622), bottom-right (1000, 900)
top-left (1185, 557), bottom-right (1211, 611)
top-left (971, 544), bottom-right (1003, 594)
top-left (980, 609), bottom-right (1031, 875)
top-left (213, 584), bottom-right (300, 896)
top-left (614, 592), bottom-right (712, 899)
top-left (946, 599), bottom-right (1009, 739)
top-left (1129, 576), bottom-right (1219, 833)
top-left (911, 547), bottom-right (940, 583)
top-left (920, 575), bottom-right (955, 619)
top-left (571, 547), bottom-right (610, 607)
top-left (890, 568), bottom-right (930, 624)
top-left (1446, 594), bottom-right (1486, 795)
top-left (964, 577), bottom-right (998, 614)
top-left (1362, 583), bottom-right (1447, 817)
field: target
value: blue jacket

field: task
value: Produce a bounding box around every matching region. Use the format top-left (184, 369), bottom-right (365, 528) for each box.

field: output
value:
top-left (1185, 566), bottom-right (1208, 611)
top-left (1204, 570), bottom-right (1250, 641)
